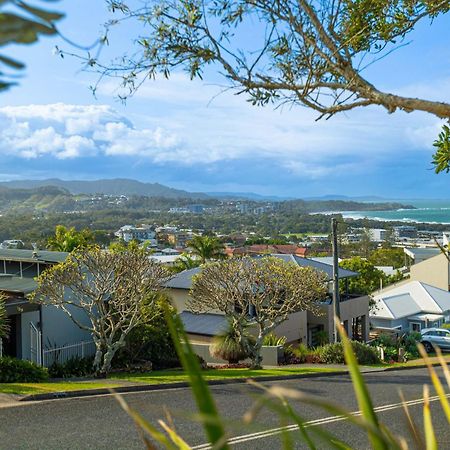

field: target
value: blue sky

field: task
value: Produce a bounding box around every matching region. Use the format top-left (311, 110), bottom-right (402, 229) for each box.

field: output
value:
top-left (1, 0), bottom-right (450, 199)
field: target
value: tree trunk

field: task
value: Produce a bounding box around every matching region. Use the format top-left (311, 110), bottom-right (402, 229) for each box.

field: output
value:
top-left (249, 334), bottom-right (265, 370)
top-left (93, 338), bottom-right (103, 376)
top-left (100, 337), bottom-right (126, 375)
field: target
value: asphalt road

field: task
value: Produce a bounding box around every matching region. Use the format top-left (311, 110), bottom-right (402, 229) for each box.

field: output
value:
top-left (0, 367), bottom-right (449, 450)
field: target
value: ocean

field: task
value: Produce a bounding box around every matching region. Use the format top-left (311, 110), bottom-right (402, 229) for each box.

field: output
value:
top-left (341, 200), bottom-right (450, 225)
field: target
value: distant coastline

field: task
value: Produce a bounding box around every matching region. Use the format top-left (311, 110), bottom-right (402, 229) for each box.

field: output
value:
top-left (340, 207), bottom-right (450, 225)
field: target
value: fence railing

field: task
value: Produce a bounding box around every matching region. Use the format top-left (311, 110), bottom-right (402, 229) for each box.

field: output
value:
top-left (43, 340), bottom-right (96, 367)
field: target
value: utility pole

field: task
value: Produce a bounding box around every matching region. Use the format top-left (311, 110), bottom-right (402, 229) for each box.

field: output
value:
top-left (331, 218), bottom-right (340, 343)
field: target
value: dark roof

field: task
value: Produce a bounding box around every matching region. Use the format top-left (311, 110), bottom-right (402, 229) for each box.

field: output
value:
top-left (179, 311), bottom-right (227, 336)
top-left (264, 254), bottom-right (358, 280)
top-left (166, 267), bottom-right (201, 289)
top-left (166, 255), bottom-right (358, 290)
top-left (0, 275), bottom-right (37, 294)
top-left (0, 248), bottom-right (68, 264)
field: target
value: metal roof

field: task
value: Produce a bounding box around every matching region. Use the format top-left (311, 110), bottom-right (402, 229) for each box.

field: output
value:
top-left (371, 281), bottom-right (450, 320)
top-left (165, 255), bottom-right (358, 290)
top-left (0, 248), bottom-right (68, 264)
top-left (404, 247), bottom-right (440, 261)
top-left (266, 254), bottom-right (358, 280)
top-left (179, 311), bottom-right (227, 336)
top-left (0, 275), bottom-right (37, 295)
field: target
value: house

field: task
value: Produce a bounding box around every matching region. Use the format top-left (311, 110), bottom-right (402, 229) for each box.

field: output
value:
top-left (404, 247), bottom-right (441, 265)
top-left (166, 254), bottom-right (370, 347)
top-left (370, 281), bottom-right (450, 333)
top-left (409, 252), bottom-right (450, 291)
top-left (0, 249), bottom-right (91, 364)
top-left (114, 225), bottom-right (157, 244)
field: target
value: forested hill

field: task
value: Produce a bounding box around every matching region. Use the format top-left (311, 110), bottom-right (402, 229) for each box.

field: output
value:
top-left (0, 178), bottom-right (209, 199)
top-left (0, 184), bottom-right (415, 215)
top-left (279, 199), bottom-right (416, 213)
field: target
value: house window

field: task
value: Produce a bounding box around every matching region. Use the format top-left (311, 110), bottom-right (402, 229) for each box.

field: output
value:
top-left (410, 322), bottom-right (421, 332)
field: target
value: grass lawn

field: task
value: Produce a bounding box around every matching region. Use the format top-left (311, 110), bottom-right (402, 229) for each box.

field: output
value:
top-left (110, 367), bottom-right (343, 384)
top-left (0, 367), bottom-right (342, 396)
top-left (0, 381), bottom-right (122, 396)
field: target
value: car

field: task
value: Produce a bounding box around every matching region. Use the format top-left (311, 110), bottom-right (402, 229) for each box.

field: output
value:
top-left (420, 327), bottom-right (450, 353)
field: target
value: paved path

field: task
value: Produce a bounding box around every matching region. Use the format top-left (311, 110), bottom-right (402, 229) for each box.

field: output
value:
top-left (0, 367), bottom-right (448, 449)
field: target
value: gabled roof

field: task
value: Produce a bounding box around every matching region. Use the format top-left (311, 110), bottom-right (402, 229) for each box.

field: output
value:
top-left (371, 281), bottom-right (450, 320)
top-left (0, 248), bottom-right (68, 264)
top-left (165, 254), bottom-right (358, 290)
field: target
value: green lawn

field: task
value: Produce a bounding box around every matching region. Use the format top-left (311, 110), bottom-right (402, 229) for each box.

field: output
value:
top-left (110, 367), bottom-right (343, 384)
top-left (0, 381), bottom-right (122, 396)
top-left (0, 367), bottom-right (342, 396)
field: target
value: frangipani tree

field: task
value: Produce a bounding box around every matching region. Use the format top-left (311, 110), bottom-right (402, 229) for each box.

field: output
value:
top-left (30, 246), bottom-right (171, 375)
top-left (189, 256), bottom-right (327, 368)
top-left (0, 293), bottom-right (10, 340)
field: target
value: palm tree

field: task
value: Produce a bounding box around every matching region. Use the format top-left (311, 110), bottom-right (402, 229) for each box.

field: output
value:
top-left (187, 235), bottom-right (225, 264)
top-left (47, 225), bottom-right (95, 252)
top-left (172, 253), bottom-right (201, 273)
top-left (210, 319), bottom-right (254, 364)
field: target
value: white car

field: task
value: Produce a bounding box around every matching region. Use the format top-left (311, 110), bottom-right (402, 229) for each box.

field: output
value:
top-left (420, 327), bottom-right (450, 353)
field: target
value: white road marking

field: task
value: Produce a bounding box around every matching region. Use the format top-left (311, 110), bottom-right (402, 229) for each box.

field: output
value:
top-left (192, 394), bottom-right (450, 449)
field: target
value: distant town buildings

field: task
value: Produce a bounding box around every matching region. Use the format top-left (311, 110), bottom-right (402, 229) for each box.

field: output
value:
top-left (114, 225), bottom-right (157, 244)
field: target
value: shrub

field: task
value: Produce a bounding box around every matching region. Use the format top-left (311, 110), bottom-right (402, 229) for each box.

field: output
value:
top-left (442, 323), bottom-right (450, 329)
top-left (48, 356), bottom-right (94, 378)
top-left (0, 357), bottom-right (48, 382)
top-left (263, 333), bottom-right (287, 346)
top-left (283, 343), bottom-right (310, 364)
top-left (398, 332), bottom-right (421, 359)
top-left (318, 342), bottom-right (380, 365)
top-left (115, 299), bottom-right (179, 370)
top-left (210, 320), bottom-right (254, 364)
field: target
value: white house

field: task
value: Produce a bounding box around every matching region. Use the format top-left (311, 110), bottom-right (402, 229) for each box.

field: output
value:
top-left (370, 280), bottom-right (450, 333)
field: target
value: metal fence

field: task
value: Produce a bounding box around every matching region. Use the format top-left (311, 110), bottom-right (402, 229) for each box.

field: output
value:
top-left (43, 340), bottom-right (96, 367)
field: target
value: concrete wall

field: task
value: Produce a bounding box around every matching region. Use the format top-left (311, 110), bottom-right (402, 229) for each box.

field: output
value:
top-left (410, 253), bottom-right (450, 291)
top-left (190, 343), bottom-right (283, 366)
top-left (274, 310), bottom-right (308, 344)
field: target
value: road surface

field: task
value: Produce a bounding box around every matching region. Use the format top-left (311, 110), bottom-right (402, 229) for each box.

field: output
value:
top-left (0, 367), bottom-right (448, 449)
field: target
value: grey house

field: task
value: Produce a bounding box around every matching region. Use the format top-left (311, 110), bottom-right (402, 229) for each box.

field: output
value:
top-left (370, 281), bottom-right (450, 333)
top-left (0, 249), bottom-right (91, 364)
top-left (166, 254), bottom-right (370, 346)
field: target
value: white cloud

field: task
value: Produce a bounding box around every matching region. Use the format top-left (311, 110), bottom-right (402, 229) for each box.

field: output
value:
top-left (0, 103), bottom-right (181, 161)
top-left (1, 71), bottom-right (447, 180)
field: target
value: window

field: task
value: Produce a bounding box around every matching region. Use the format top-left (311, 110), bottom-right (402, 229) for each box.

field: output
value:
top-left (410, 322), bottom-right (421, 332)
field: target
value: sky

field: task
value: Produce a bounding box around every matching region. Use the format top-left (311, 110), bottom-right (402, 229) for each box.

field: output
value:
top-left (1, 1), bottom-right (450, 199)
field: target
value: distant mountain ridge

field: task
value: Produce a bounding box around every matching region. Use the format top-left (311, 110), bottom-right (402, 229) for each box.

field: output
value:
top-left (0, 178), bottom-right (209, 200)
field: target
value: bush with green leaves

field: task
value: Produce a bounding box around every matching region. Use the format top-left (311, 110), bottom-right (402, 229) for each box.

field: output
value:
top-left (210, 320), bottom-right (254, 364)
top-left (115, 298), bottom-right (179, 370)
top-left (262, 333), bottom-right (287, 347)
top-left (0, 357), bottom-right (48, 383)
top-left (48, 356), bottom-right (95, 378)
top-left (318, 341), bottom-right (380, 365)
top-left (283, 343), bottom-right (310, 364)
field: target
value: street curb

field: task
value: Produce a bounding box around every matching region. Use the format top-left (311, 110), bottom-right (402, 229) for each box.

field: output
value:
top-left (19, 362), bottom-right (441, 402)
top-left (20, 370), bottom-right (348, 402)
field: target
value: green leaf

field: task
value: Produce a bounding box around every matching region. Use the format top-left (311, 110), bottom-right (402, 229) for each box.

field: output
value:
top-left (16, 1), bottom-right (64, 22)
top-left (0, 13), bottom-right (57, 46)
top-left (164, 306), bottom-right (229, 449)
top-left (337, 319), bottom-right (388, 450)
top-left (0, 54), bottom-right (24, 69)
